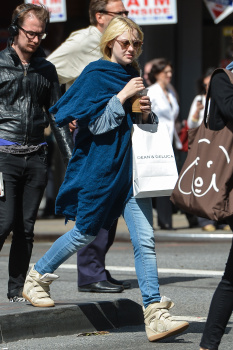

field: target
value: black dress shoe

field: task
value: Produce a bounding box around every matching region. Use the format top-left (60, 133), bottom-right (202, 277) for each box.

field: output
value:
top-left (78, 280), bottom-right (124, 293)
top-left (159, 224), bottom-right (176, 230)
top-left (107, 276), bottom-right (131, 289)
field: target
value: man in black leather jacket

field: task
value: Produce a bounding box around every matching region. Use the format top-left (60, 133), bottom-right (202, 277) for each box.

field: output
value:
top-left (0, 3), bottom-right (73, 302)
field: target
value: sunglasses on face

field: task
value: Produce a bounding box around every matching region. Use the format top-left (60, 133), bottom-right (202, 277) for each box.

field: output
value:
top-left (115, 39), bottom-right (143, 50)
top-left (18, 25), bottom-right (47, 40)
top-left (100, 10), bottom-right (129, 17)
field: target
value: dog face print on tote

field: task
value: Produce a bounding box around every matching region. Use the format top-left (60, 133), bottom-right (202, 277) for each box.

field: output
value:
top-left (178, 138), bottom-right (230, 197)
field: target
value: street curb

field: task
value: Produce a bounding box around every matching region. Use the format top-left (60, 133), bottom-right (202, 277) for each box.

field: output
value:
top-left (154, 232), bottom-right (233, 242)
top-left (25, 231), bottom-right (233, 243)
top-left (0, 298), bottom-right (144, 343)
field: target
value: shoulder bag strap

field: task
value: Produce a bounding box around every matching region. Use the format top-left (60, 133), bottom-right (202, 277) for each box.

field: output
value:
top-left (204, 68), bottom-right (233, 128)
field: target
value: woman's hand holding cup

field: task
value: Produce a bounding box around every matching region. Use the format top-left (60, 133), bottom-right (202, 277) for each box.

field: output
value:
top-left (117, 77), bottom-right (151, 122)
top-left (117, 77), bottom-right (144, 104)
top-left (139, 95), bottom-right (151, 115)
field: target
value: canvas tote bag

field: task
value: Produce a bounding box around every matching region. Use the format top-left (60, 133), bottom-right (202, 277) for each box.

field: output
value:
top-left (170, 68), bottom-right (233, 221)
top-left (132, 123), bottom-right (178, 198)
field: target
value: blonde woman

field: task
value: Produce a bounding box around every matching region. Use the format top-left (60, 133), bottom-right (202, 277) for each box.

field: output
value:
top-left (23, 16), bottom-right (188, 342)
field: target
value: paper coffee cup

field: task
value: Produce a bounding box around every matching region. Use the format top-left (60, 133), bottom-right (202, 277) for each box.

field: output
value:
top-left (131, 88), bottom-right (148, 113)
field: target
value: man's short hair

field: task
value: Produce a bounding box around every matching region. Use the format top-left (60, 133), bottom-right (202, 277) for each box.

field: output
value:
top-left (11, 3), bottom-right (50, 28)
top-left (89, 0), bottom-right (119, 26)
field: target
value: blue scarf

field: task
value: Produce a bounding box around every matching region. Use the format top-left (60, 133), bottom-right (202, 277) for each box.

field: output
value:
top-left (51, 59), bottom-right (138, 235)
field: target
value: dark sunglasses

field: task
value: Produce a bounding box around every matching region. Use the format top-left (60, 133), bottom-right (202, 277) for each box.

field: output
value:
top-left (100, 10), bottom-right (129, 17)
top-left (115, 39), bottom-right (143, 50)
top-left (18, 25), bottom-right (47, 40)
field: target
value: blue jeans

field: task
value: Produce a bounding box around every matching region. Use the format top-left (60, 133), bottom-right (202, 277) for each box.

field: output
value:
top-left (122, 197), bottom-right (160, 307)
top-left (35, 197), bottom-right (160, 307)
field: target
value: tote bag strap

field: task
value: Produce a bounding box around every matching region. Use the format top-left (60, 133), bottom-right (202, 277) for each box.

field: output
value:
top-left (204, 68), bottom-right (233, 128)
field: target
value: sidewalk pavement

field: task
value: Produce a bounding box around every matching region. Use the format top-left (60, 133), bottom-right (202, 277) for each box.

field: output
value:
top-left (1, 212), bottom-right (232, 344)
top-left (32, 212), bottom-right (233, 243)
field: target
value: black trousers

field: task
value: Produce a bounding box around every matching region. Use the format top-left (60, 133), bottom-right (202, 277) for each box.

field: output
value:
top-left (77, 220), bottom-right (117, 286)
top-left (200, 217), bottom-right (233, 349)
top-left (0, 151), bottom-right (47, 299)
top-left (156, 196), bottom-right (173, 229)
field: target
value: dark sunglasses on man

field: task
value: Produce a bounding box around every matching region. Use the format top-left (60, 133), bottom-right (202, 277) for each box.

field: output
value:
top-left (100, 10), bottom-right (129, 17)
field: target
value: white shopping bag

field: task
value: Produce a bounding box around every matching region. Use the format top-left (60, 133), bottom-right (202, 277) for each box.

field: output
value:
top-left (132, 123), bottom-right (178, 198)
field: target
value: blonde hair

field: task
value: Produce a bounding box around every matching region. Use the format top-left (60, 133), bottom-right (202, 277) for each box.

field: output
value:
top-left (100, 16), bottom-right (143, 73)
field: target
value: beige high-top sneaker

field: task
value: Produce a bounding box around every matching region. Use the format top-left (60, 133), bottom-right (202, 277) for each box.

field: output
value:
top-left (143, 296), bottom-right (189, 342)
top-left (22, 265), bottom-right (59, 307)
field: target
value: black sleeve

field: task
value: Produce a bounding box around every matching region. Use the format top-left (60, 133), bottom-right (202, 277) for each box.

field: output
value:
top-left (210, 71), bottom-right (233, 122)
top-left (46, 64), bottom-right (74, 166)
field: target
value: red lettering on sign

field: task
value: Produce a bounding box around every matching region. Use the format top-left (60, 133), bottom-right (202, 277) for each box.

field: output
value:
top-left (154, 0), bottom-right (170, 5)
top-left (127, 0), bottom-right (140, 6)
top-left (31, 0), bottom-right (46, 4)
top-left (129, 7), bottom-right (170, 15)
top-left (50, 0), bottom-right (61, 3)
top-left (127, 0), bottom-right (170, 8)
top-left (31, 0), bottom-right (41, 4)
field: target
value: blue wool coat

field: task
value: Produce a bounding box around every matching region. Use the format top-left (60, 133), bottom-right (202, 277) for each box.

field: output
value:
top-left (49, 59), bottom-right (139, 235)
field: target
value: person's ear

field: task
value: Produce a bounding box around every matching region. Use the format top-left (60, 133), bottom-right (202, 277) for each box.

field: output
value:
top-left (95, 12), bottom-right (105, 26)
top-left (107, 40), bottom-right (114, 49)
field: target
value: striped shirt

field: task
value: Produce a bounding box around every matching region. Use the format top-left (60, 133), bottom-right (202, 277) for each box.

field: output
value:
top-left (88, 95), bottom-right (157, 135)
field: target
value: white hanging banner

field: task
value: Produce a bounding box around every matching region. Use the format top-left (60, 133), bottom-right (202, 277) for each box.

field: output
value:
top-left (122, 0), bottom-right (177, 25)
top-left (203, 0), bottom-right (233, 24)
top-left (25, 0), bottom-right (67, 23)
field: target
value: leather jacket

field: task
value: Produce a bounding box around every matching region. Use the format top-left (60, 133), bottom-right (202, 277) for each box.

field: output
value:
top-left (0, 45), bottom-right (73, 164)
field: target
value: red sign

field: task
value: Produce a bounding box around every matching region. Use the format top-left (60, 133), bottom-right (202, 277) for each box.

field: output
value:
top-left (203, 0), bottom-right (233, 23)
top-left (122, 0), bottom-right (177, 25)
